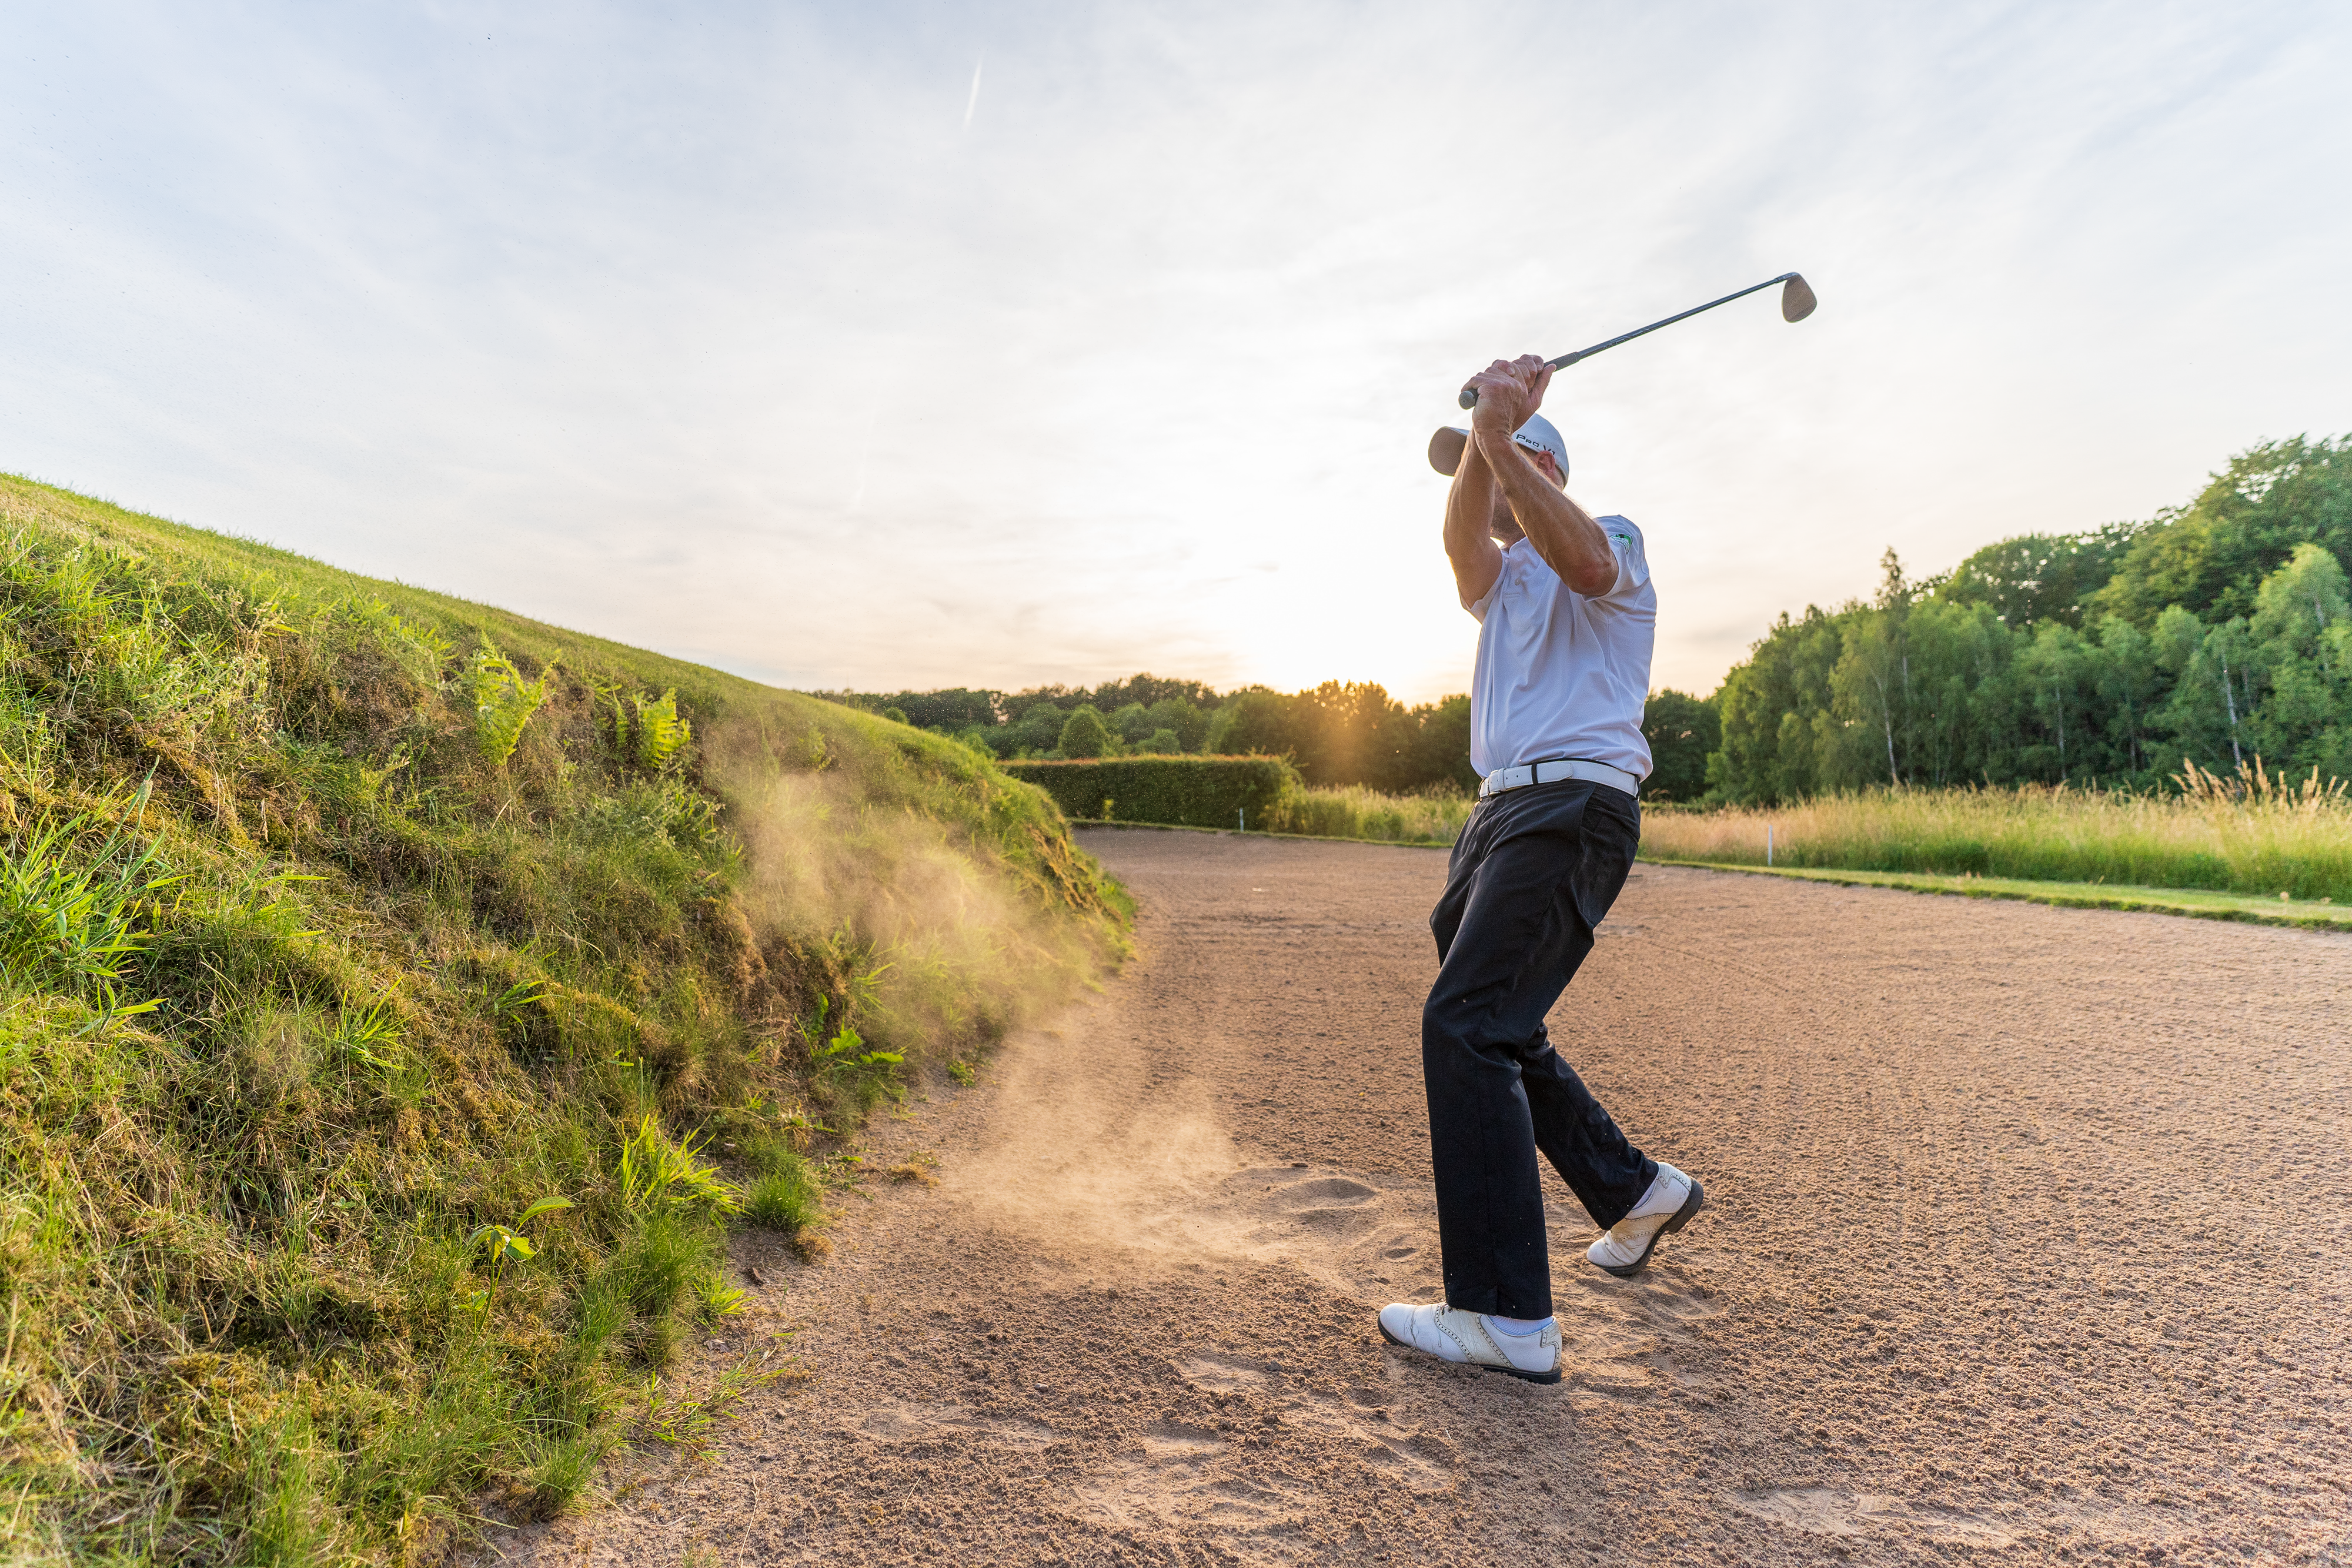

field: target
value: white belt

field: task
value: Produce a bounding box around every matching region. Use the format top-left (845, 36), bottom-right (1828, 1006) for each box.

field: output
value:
top-left (1478, 757), bottom-right (1640, 798)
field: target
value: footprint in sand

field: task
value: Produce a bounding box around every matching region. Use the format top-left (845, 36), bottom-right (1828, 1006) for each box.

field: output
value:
top-left (1735, 1487), bottom-right (2205, 1556)
top-left (1175, 1351), bottom-right (1269, 1393)
top-left (1069, 1340), bottom-right (1464, 1546)
top-left (1070, 1426), bottom-right (1311, 1546)
top-left (1552, 1260), bottom-right (1729, 1396)
top-left (1274, 1176), bottom-right (1384, 1241)
top-left (1187, 1352), bottom-right (1459, 1495)
top-left (1732, 1487), bottom-right (2018, 1549)
top-left (1138, 1419), bottom-right (1225, 1459)
top-left (1149, 1165), bottom-right (1451, 1299)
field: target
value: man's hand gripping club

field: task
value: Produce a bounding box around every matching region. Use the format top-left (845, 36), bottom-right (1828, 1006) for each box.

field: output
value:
top-left (1442, 355), bottom-right (1622, 608)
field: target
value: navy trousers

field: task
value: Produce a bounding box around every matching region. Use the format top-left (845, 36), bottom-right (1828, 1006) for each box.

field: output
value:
top-left (1422, 778), bottom-right (1655, 1318)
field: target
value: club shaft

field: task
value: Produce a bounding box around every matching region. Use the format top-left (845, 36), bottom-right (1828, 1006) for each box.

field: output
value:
top-left (1548, 273), bottom-right (1796, 370)
top-left (1456, 272), bottom-right (1798, 409)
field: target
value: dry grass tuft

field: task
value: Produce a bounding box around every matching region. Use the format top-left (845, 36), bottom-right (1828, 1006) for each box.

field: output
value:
top-left (886, 1152), bottom-right (941, 1186)
top-left (1261, 783), bottom-right (1471, 844)
top-left (1641, 760), bottom-right (2352, 900)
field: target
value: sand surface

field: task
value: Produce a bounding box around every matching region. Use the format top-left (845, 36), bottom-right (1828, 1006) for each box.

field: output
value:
top-left (498, 828), bottom-right (2350, 1566)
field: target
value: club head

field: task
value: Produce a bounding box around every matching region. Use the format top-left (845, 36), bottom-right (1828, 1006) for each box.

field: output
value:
top-left (1780, 273), bottom-right (1818, 323)
top-left (1428, 426), bottom-right (1469, 477)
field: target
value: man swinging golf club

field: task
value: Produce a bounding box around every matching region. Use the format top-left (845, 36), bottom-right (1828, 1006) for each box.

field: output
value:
top-left (1379, 353), bottom-right (1704, 1384)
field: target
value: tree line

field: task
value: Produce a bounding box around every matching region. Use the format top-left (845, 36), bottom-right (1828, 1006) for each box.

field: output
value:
top-left (823, 433), bottom-right (2347, 806)
top-left (1708, 434), bottom-right (2350, 801)
top-left (822, 674), bottom-right (1488, 794)
top-left (824, 668), bottom-right (1725, 800)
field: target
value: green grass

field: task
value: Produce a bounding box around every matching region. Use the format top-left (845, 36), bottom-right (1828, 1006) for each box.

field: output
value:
top-left (0, 474), bottom-right (1127, 1564)
top-left (1075, 819), bottom-right (1456, 853)
top-left (1641, 771), bottom-right (2352, 901)
top-left (1641, 858), bottom-right (2352, 930)
top-left (1262, 782), bottom-right (1471, 845)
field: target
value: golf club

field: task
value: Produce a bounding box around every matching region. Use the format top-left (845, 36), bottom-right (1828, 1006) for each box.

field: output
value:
top-left (1456, 272), bottom-right (1817, 410)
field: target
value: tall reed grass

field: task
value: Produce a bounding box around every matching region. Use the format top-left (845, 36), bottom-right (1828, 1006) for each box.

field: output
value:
top-left (1262, 783), bottom-right (1472, 845)
top-left (1640, 761), bottom-right (2352, 901)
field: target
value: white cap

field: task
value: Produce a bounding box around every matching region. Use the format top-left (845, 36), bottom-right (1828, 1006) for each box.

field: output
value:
top-left (1426, 413), bottom-right (1569, 479)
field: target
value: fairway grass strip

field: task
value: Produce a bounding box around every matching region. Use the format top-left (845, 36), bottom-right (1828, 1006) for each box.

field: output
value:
top-left (1642, 858), bottom-right (2352, 931)
top-left (1073, 820), bottom-right (1451, 849)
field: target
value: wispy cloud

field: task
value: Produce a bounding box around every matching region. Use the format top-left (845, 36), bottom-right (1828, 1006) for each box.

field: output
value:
top-left (2, 1), bottom-right (2347, 700)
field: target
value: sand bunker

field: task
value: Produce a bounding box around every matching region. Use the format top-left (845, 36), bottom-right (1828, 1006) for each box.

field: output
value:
top-left (496, 830), bottom-right (2350, 1566)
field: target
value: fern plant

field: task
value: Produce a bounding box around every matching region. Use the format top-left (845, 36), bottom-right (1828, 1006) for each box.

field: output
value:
top-left (467, 640), bottom-right (554, 767)
top-left (585, 680), bottom-right (692, 772)
top-left (633, 688), bottom-right (691, 771)
top-left (588, 677), bottom-right (633, 759)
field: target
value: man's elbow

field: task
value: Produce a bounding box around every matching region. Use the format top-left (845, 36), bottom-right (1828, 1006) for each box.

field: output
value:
top-left (1566, 561), bottom-right (1619, 596)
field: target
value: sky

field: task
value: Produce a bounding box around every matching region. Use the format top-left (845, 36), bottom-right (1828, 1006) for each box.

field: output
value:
top-left (5, 1), bottom-right (2348, 703)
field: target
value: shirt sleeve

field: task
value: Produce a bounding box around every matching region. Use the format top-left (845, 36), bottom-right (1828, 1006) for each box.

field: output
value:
top-left (1594, 519), bottom-right (1650, 601)
top-left (1466, 554), bottom-right (1508, 620)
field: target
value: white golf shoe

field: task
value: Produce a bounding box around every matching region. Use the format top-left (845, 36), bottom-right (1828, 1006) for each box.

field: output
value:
top-left (1376, 1303), bottom-right (1562, 1384)
top-left (1586, 1162), bottom-right (1705, 1278)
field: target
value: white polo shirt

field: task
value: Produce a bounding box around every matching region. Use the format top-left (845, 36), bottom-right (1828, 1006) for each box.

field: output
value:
top-left (1465, 516), bottom-right (1656, 781)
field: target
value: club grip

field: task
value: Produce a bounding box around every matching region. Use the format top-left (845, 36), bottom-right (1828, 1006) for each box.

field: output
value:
top-left (1458, 387), bottom-right (1478, 410)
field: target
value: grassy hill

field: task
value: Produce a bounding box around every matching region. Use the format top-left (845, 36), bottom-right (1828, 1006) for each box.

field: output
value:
top-left (0, 476), bottom-right (1127, 1563)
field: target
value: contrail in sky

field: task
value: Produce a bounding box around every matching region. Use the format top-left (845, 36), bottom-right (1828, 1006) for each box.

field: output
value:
top-left (963, 56), bottom-right (983, 132)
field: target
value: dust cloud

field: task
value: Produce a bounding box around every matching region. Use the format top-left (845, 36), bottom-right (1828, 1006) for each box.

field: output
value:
top-left (713, 726), bottom-right (1109, 1057)
top-left (948, 1014), bottom-right (1242, 1268)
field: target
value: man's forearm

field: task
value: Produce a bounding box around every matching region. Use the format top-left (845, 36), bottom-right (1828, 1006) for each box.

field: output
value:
top-left (1445, 441), bottom-right (1496, 561)
top-left (1444, 438), bottom-right (1503, 603)
top-left (1476, 429), bottom-right (1617, 595)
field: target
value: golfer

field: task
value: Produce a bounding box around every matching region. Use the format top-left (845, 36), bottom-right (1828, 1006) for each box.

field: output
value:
top-left (1379, 355), bottom-right (1703, 1384)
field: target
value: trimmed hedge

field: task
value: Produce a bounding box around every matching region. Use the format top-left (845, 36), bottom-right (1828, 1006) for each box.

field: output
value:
top-left (1001, 755), bottom-right (1297, 830)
